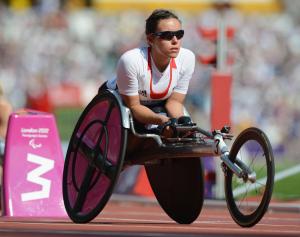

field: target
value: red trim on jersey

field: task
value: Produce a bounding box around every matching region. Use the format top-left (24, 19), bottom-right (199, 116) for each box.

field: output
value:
top-left (147, 47), bottom-right (176, 99)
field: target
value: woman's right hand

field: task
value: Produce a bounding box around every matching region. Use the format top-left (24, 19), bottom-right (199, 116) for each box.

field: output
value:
top-left (158, 117), bottom-right (178, 138)
top-left (159, 114), bottom-right (170, 125)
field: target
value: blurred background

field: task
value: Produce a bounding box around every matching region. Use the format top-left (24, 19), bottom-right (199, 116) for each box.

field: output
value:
top-left (0, 0), bottom-right (299, 201)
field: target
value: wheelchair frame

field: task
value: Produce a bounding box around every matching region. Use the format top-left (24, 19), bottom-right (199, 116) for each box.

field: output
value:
top-left (62, 89), bottom-right (275, 227)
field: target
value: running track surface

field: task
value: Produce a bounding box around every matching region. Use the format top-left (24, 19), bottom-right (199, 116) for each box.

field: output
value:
top-left (0, 200), bottom-right (299, 237)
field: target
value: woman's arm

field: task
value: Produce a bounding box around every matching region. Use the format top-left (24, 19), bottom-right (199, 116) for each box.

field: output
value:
top-left (121, 94), bottom-right (169, 125)
top-left (165, 92), bottom-right (185, 118)
top-left (0, 99), bottom-right (13, 139)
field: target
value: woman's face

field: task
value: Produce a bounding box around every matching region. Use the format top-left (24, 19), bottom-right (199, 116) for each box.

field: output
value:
top-left (148, 18), bottom-right (183, 59)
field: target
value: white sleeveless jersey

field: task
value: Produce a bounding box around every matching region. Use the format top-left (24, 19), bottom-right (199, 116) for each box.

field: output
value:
top-left (107, 46), bottom-right (195, 105)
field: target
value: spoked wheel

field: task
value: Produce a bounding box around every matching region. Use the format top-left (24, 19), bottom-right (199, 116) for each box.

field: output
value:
top-left (146, 158), bottom-right (204, 224)
top-left (225, 127), bottom-right (274, 227)
top-left (63, 90), bottom-right (127, 223)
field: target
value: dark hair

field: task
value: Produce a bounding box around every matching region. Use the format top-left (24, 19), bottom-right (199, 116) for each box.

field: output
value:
top-left (145, 9), bottom-right (181, 35)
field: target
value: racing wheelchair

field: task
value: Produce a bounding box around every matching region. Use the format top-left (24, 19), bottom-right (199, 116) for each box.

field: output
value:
top-left (62, 89), bottom-right (275, 227)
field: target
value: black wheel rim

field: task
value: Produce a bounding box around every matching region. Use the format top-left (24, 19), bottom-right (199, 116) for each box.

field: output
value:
top-left (63, 91), bottom-right (127, 223)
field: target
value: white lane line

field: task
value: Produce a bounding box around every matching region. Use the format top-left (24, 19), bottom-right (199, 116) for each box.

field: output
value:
top-left (82, 223), bottom-right (300, 235)
top-left (98, 217), bottom-right (234, 224)
top-left (97, 217), bottom-right (300, 227)
top-left (274, 163), bottom-right (300, 182)
top-left (1, 219), bottom-right (299, 235)
top-left (233, 163), bottom-right (300, 197)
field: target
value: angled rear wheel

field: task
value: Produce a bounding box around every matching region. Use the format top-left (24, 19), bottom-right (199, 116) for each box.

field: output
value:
top-left (63, 90), bottom-right (127, 223)
top-left (146, 158), bottom-right (204, 224)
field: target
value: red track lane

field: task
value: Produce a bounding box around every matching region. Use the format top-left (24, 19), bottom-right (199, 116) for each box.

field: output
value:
top-left (0, 201), bottom-right (299, 237)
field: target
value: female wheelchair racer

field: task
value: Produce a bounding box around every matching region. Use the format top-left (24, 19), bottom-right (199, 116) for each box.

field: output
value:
top-left (62, 9), bottom-right (275, 227)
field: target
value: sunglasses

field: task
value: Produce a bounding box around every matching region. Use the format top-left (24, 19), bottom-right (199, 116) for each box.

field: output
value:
top-left (152, 30), bottom-right (184, 41)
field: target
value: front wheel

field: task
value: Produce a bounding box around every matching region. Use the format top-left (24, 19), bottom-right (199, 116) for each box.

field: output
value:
top-left (225, 127), bottom-right (275, 227)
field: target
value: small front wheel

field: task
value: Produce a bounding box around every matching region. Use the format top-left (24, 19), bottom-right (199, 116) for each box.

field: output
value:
top-left (225, 127), bottom-right (275, 227)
